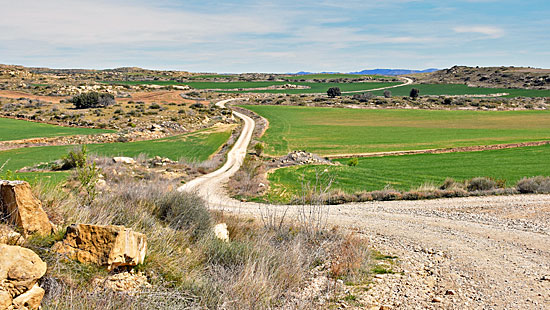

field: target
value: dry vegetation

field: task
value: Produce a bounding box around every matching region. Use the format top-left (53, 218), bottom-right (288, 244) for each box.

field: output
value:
top-left (21, 150), bottom-right (385, 310)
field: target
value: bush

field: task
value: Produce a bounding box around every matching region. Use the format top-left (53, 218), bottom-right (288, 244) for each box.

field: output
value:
top-left (153, 191), bottom-right (212, 239)
top-left (347, 158), bottom-right (358, 166)
top-left (383, 90), bottom-right (392, 98)
top-left (70, 92), bottom-right (115, 109)
top-left (517, 176), bottom-right (550, 193)
top-left (327, 87), bottom-right (341, 98)
top-left (253, 142), bottom-right (264, 156)
top-left (409, 88), bottom-right (420, 99)
top-left (61, 146), bottom-right (88, 170)
top-left (467, 177), bottom-right (497, 192)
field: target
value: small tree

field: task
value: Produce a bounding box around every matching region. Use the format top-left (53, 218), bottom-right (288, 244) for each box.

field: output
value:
top-left (70, 92), bottom-right (115, 109)
top-left (383, 90), bottom-right (392, 98)
top-left (409, 88), bottom-right (420, 99)
top-left (253, 142), bottom-right (264, 156)
top-left (327, 87), bottom-right (341, 98)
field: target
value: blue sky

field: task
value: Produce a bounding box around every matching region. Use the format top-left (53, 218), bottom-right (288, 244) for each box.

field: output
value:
top-left (0, 0), bottom-right (549, 72)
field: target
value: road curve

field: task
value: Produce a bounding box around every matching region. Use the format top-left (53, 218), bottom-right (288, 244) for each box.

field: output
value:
top-left (179, 98), bottom-right (550, 309)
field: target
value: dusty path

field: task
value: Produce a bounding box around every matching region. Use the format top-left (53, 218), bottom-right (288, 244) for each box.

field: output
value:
top-left (179, 98), bottom-right (550, 309)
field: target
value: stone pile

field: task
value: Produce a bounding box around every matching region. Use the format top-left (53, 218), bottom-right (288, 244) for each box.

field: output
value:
top-left (271, 151), bottom-right (334, 168)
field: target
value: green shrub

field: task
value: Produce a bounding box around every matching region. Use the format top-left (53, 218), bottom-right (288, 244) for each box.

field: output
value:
top-left (61, 146), bottom-right (88, 170)
top-left (347, 158), bottom-right (358, 167)
top-left (70, 92), bottom-right (115, 109)
top-left (253, 143), bottom-right (264, 156)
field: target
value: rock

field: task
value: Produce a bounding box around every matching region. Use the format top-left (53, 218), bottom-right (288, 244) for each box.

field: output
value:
top-left (0, 224), bottom-right (24, 246)
top-left (12, 283), bottom-right (45, 310)
top-left (542, 275), bottom-right (550, 281)
top-left (432, 296), bottom-right (442, 303)
top-left (0, 180), bottom-right (54, 237)
top-left (213, 223), bottom-right (229, 242)
top-left (445, 289), bottom-right (456, 295)
top-left (92, 271), bottom-right (150, 294)
top-left (380, 305), bottom-right (393, 310)
top-left (53, 224), bottom-right (147, 271)
top-left (112, 157), bottom-right (136, 165)
top-left (0, 244), bottom-right (47, 310)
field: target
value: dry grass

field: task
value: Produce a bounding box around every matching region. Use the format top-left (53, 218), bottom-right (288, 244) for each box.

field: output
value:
top-left (26, 155), bottom-right (373, 310)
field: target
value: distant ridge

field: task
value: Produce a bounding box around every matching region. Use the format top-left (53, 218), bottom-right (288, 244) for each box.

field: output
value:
top-left (292, 68), bottom-right (438, 76)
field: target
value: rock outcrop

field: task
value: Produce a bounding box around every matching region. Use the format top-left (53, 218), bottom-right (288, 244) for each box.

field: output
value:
top-left (0, 180), bottom-right (54, 237)
top-left (0, 225), bottom-right (24, 246)
top-left (0, 244), bottom-right (47, 310)
top-left (53, 224), bottom-right (147, 271)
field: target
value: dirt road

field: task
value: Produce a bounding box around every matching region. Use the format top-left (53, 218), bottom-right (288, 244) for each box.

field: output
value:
top-left (179, 98), bottom-right (550, 309)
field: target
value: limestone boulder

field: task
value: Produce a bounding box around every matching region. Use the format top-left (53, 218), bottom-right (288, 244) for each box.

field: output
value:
top-left (0, 244), bottom-right (47, 310)
top-left (112, 157), bottom-right (136, 165)
top-left (0, 225), bottom-right (24, 246)
top-left (213, 223), bottom-right (229, 242)
top-left (0, 180), bottom-right (54, 237)
top-left (53, 224), bottom-right (147, 271)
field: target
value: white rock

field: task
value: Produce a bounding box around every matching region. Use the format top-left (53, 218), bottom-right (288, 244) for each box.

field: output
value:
top-left (213, 223), bottom-right (229, 242)
top-left (113, 157), bottom-right (136, 165)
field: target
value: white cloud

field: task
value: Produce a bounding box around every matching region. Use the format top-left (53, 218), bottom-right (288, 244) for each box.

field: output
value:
top-left (453, 26), bottom-right (505, 38)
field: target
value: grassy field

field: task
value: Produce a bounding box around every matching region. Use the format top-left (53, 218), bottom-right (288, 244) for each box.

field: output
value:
top-left (0, 126), bottom-right (232, 183)
top-left (0, 117), bottom-right (113, 141)
top-left (105, 80), bottom-right (401, 94)
top-left (267, 144), bottom-right (550, 200)
top-left (283, 74), bottom-right (387, 80)
top-left (368, 83), bottom-right (550, 98)
top-left (243, 105), bottom-right (550, 156)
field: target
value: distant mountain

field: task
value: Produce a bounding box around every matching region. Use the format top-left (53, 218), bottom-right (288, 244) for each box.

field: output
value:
top-left (291, 68), bottom-right (439, 76)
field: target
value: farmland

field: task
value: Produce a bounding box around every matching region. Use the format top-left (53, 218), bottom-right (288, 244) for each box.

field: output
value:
top-left (267, 144), bottom-right (550, 200)
top-left (283, 73), bottom-right (387, 80)
top-left (0, 126), bottom-right (232, 181)
top-left (367, 83), bottom-right (550, 98)
top-left (105, 80), bottom-right (401, 94)
top-left (0, 117), bottom-right (113, 141)
top-left (243, 105), bottom-right (550, 156)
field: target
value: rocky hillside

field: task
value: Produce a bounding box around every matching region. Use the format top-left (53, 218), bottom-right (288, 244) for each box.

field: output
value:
top-left (415, 66), bottom-right (550, 89)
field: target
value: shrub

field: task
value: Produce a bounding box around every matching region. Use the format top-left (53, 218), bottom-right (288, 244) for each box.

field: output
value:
top-left (383, 90), bottom-right (392, 98)
top-left (327, 87), bottom-right (341, 98)
top-left (70, 92), bottom-right (115, 109)
top-left (153, 191), bottom-right (212, 239)
top-left (517, 176), bottom-right (550, 193)
top-left (347, 158), bottom-right (358, 166)
top-left (467, 177), bottom-right (497, 192)
top-left (253, 142), bottom-right (264, 156)
top-left (409, 88), bottom-right (420, 99)
top-left (371, 186), bottom-right (402, 201)
top-left (61, 146), bottom-right (88, 170)
top-left (150, 103), bottom-right (161, 109)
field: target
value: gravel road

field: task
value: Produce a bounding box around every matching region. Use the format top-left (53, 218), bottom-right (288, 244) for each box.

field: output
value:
top-left (179, 98), bottom-right (550, 309)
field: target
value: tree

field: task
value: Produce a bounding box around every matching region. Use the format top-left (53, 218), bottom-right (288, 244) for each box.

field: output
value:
top-left (253, 142), bottom-right (264, 156)
top-left (409, 88), bottom-right (420, 99)
top-left (327, 87), bottom-right (341, 98)
top-left (70, 92), bottom-right (115, 109)
top-left (383, 90), bottom-right (392, 98)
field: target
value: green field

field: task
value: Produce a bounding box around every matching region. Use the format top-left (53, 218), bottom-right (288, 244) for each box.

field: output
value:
top-left (368, 83), bottom-right (550, 98)
top-left (243, 105), bottom-right (550, 156)
top-left (0, 127), bottom-right (232, 183)
top-left (268, 145), bottom-right (550, 199)
top-left (105, 80), bottom-right (401, 94)
top-left (0, 118), bottom-right (113, 141)
top-left (283, 74), bottom-right (387, 80)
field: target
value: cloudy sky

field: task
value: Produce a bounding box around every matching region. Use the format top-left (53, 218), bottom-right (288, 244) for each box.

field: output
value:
top-left (1, 0), bottom-right (549, 72)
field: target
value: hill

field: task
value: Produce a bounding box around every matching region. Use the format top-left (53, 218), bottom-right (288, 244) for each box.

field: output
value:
top-left (416, 66), bottom-right (550, 89)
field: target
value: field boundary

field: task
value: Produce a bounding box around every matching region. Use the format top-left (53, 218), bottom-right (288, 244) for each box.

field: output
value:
top-left (326, 140), bottom-right (550, 159)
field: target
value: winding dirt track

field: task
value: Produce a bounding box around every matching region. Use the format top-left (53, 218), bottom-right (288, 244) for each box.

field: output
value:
top-left (179, 98), bottom-right (550, 309)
